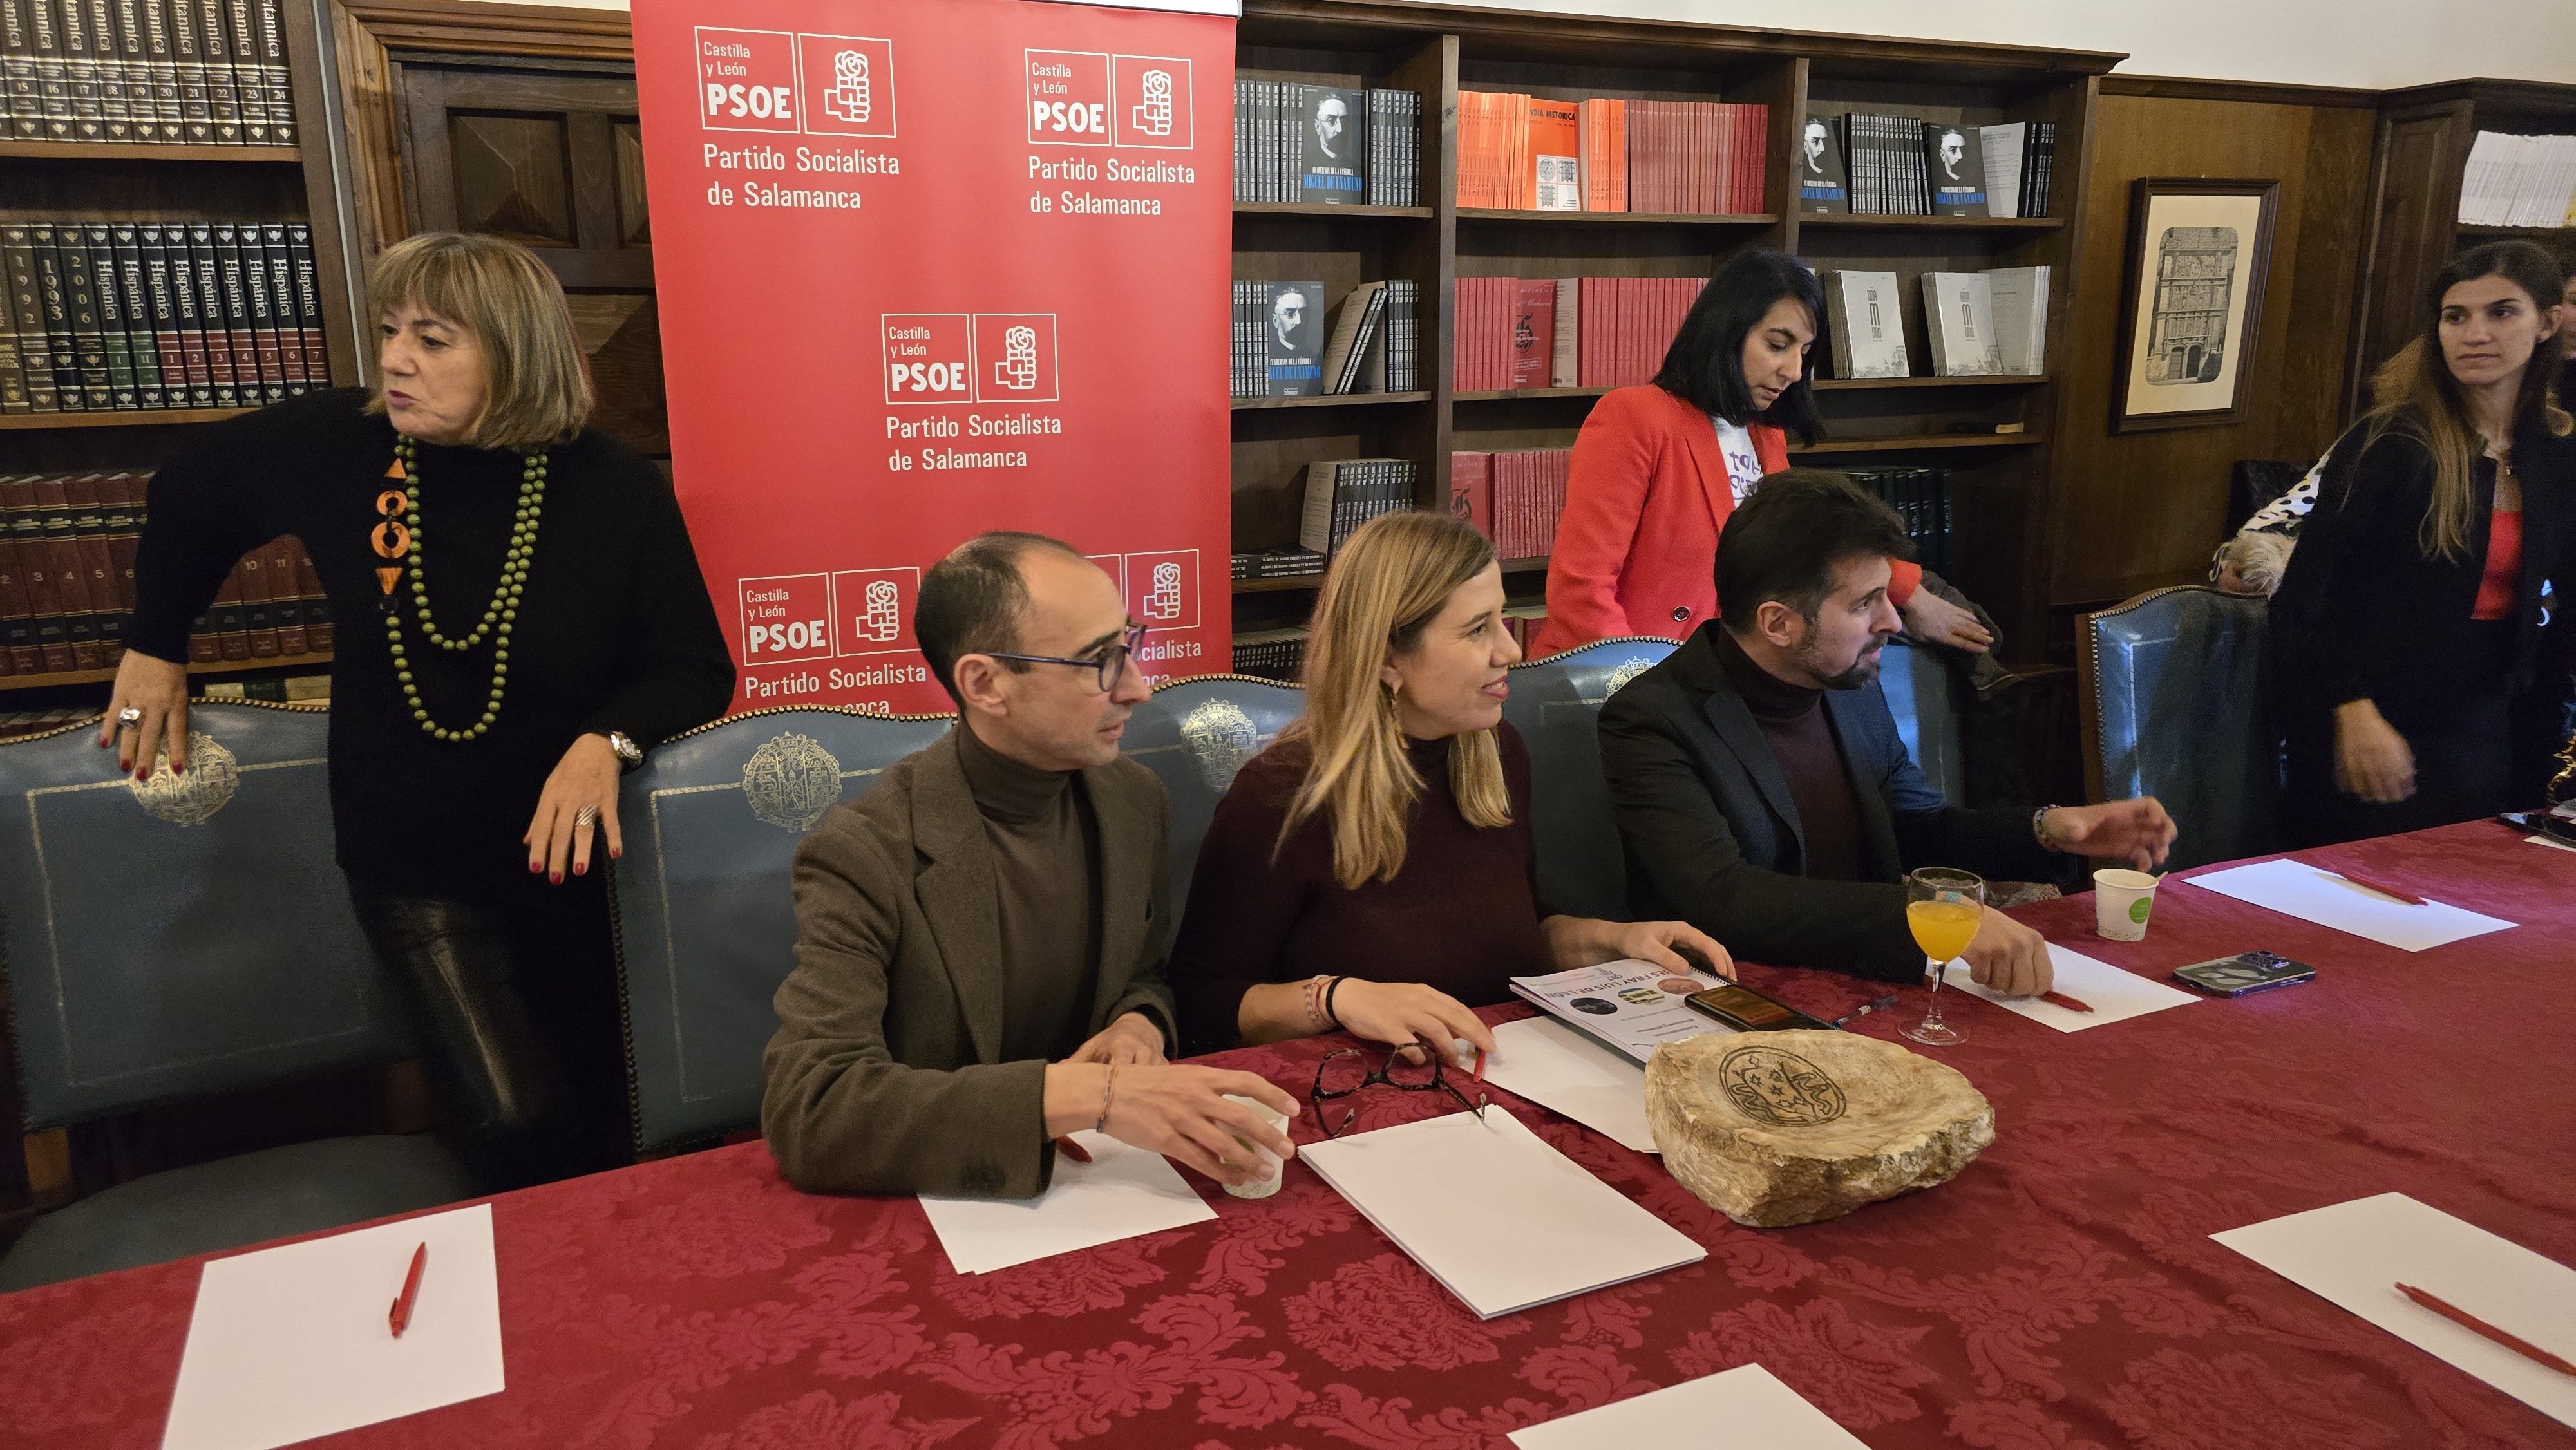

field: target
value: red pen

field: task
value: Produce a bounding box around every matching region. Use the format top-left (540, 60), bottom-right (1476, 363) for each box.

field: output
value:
top-left (2041, 990), bottom-right (2095, 1014)
top-left (2330, 869), bottom-right (2425, 907)
top-left (1473, 1048), bottom-right (1487, 1088)
top-left (388, 1242), bottom-right (427, 1338)
top-left (1052, 1136), bottom-right (1093, 1164)
top-left (2395, 1283), bottom-right (2576, 1375)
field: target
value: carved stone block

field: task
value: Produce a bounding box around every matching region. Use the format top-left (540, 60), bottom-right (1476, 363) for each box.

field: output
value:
top-left (1643, 1030), bottom-right (1994, 1227)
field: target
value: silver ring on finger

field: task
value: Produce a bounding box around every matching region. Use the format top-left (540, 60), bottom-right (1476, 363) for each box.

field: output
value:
top-left (117, 706), bottom-right (143, 726)
top-left (574, 804), bottom-right (599, 827)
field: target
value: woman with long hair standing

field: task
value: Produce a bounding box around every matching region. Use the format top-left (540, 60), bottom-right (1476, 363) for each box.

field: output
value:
top-left (102, 232), bottom-right (737, 1187)
top-left (1533, 250), bottom-right (1989, 657)
top-left (2272, 240), bottom-right (2574, 845)
top-left (1171, 510), bottom-right (1728, 1058)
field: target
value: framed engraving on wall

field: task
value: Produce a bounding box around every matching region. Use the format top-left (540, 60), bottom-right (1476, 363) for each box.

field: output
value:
top-left (2110, 178), bottom-right (2280, 433)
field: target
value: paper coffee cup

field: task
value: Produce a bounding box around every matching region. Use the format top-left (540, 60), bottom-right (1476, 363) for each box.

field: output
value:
top-left (1220, 1092), bottom-right (1293, 1200)
top-left (2094, 868), bottom-right (2160, 941)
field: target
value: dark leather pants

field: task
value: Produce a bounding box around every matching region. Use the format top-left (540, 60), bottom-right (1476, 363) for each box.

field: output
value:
top-left (348, 876), bottom-right (630, 1192)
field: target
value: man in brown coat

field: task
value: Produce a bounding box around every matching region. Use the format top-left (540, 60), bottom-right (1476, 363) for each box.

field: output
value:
top-left (762, 533), bottom-right (1298, 1198)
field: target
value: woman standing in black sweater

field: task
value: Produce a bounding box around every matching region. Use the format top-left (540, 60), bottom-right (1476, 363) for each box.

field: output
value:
top-left (99, 232), bottom-right (736, 1187)
top-left (2272, 241), bottom-right (2575, 847)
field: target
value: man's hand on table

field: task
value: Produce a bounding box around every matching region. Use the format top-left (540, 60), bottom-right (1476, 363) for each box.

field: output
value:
top-left (2044, 797), bottom-right (2177, 871)
top-left (1043, 1060), bottom-right (1299, 1189)
top-left (1957, 907), bottom-right (2054, 997)
top-left (1066, 1011), bottom-right (1167, 1067)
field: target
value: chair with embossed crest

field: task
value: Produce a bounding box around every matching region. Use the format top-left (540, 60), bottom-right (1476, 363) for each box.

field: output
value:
top-left (1126, 674), bottom-right (1307, 918)
top-left (610, 706), bottom-right (952, 1153)
top-left (1507, 636), bottom-right (1681, 921)
top-left (0, 704), bottom-right (473, 1292)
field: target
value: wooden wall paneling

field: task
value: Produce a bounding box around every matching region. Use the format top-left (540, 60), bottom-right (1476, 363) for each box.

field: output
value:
top-left (327, 1), bottom-right (406, 283)
top-left (2040, 93), bottom-right (2377, 623)
top-left (2350, 100), bottom-right (2476, 409)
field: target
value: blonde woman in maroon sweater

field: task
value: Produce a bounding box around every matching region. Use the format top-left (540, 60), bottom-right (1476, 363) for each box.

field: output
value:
top-left (1170, 511), bottom-right (1729, 1059)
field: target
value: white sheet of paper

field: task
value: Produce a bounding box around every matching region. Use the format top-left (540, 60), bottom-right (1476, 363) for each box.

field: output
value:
top-left (2183, 858), bottom-right (2515, 951)
top-left (2527, 833), bottom-right (2576, 854)
top-left (1508, 1363), bottom-right (1868, 1449)
top-left (918, 1130), bottom-right (1215, 1274)
top-left (2213, 1192), bottom-right (2576, 1429)
top-left (1482, 1015), bottom-right (1658, 1154)
top-left (1951, 943), bottom-right (2199, 1032)
top-left (1299, 1105), bottom-right (1704, 1319)
top-left (160, 1203), bottom-right (504, 1450)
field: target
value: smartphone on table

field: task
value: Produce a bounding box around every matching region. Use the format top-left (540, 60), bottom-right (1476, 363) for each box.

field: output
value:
top-left (1683, 983), bottom-right (1834, 1032)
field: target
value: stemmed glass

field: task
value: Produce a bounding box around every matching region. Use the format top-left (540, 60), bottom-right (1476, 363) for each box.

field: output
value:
top-left (1901, 867), bottom-right (1984, 1046)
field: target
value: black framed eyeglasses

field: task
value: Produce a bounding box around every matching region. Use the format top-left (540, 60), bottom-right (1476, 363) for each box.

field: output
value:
top-left (1309, 1042), bottom-right (1488, 1139)
top-left (986, 622), bottom-right (1148, 693)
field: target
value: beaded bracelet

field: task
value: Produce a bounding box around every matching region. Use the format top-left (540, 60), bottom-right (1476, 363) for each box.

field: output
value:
top-left (1095, 1062), bottom-right (1118, 1135)
top-left (1302, 974), bottom-right (1334, 1032)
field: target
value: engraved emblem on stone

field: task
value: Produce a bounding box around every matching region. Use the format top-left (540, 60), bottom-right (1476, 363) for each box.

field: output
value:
top-left (743, 732), bottom-right (844, 832)
top-left (128, 731), bottom-right (240, 826)
top-left (1179, 699), bottom-right (1258, 791)
top-left (1717, 1044), bottom-right (1848, 1127)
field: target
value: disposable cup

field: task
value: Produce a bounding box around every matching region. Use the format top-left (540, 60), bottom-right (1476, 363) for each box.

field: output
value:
top-left (1220, 1093), bottom-right (1293, 1200)
top-left (2094, 868), bottom-right (2160, 941)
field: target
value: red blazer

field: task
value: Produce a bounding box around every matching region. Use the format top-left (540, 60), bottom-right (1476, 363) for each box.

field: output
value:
top-left (1532, 384), bottom-right (1920, 658)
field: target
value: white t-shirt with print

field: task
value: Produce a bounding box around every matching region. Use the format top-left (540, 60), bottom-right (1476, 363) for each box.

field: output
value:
top-left (1711, 415), bottom-right (1763, 505)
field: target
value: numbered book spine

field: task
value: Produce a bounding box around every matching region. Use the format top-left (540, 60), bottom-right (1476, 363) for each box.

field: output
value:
top-left (294, 547), bottom-right (328, 652)
top-left (258, 223), bottom-right (304, 390)
top-left (285, 221), bottom-right (323, 384)
top-left (59, 0), bottom-right (103, 139)
top-left (81, 223), bottom-right (137, 408)
top-left (95, 0), bottom-right (138, 141)
top-left (144, 223), bottom-right (205, 406)
top-left (165, 0), bottom-right (206, 141)
top-left (27, 0), bottom-right (67, 138)
top-left (245, 0), bottom-right (280, 141)
top-left (263, 535), bottom-right (303, 655)
top-left (1, 0), bottom-right (37, 138)
top-left (134, 0), bottom-right (176, 141)
top-left (217, 0), bottom-right (257, 142)
top-left (210, 221), bottom-right (258, 399)
top-left (108, 223), bottom-right (162, 407)
top-left (184, 222), bottom-right (237, 405)
top-left (1, 225), bottom-right (57, 411)
top-left (190, 0), bottom-right (232, 140)
top-left (236, 220), bottom-right (283, 401)
top-left (32, 225), bottom-right (88, 410)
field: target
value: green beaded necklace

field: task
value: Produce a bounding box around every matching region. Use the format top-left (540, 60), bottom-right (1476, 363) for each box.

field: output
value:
top-left (382, 434), bottom-right (548, 742)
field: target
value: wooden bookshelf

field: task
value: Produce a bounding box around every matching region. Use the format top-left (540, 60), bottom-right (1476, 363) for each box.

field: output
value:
top-left (1797, 214), bottom-right (2062, 231)
top-left (1789, 433), bottom-right (2043, 455)
top-left (0, 142), bottom-right (303, 164)
top-left (0, 408), bottom-right (261, 431)
top-left (1236, 202), bottom-right (1434, 219)
top-left (1814, 375), bottom-right (2049, 390)
top-left (1455, 209), bottom-right (1778, 226)
top-left (0, 651), bottom-right (336, 693)
top-left (1231, 391), bottom-right (1433, 411)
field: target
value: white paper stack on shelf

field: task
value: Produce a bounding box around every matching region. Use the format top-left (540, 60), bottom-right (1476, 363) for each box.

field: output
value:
top-left (2457, 131), bottom-right (2576, 227)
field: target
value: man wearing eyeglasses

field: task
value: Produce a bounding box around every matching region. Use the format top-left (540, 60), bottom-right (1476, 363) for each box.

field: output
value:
top-left (763, 532), bottom-right (1299, 1198)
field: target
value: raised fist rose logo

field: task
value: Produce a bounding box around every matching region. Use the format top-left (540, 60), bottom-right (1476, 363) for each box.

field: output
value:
top-left (861, 579), bottom-right (900, 641)
top-left (992, 325), bottom-right (1039, 391)
top-left (1133, 70), bottom-right (1173, 137)
top-left (824, 50), bottom-right (871, 124)
top-left (1144, 561), bottom-right (1183, 621)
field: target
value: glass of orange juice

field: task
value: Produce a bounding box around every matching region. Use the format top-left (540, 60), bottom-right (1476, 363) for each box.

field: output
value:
top-left (1902, 867), bottom-right (1984, 1046)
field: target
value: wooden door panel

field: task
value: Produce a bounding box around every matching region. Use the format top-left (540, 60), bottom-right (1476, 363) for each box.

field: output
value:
top-left (394, 61), bottom-right (664, 459)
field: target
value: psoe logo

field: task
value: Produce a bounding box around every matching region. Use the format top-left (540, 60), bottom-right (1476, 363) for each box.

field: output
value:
top-left (882, 313), bottom-right (972, 406)
top-left (831, 567), bottom-right (920, 659)
top-left (739, 572), bottom-right (832, 664)
top-left (972, 314), bottom-right (1058, 404)
top-left (1124, 549), bottom-right (1198, 632)
top-left (1111, 55), bottom-right (1192, 149)
top-left (1026, 50), bottom-right (1110, 147)
top-left (796, 33), bottom-right (896, 138)
top-left (696, 28), bottom-right (799, 134)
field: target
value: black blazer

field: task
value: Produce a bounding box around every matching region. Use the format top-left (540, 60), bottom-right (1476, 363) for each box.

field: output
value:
top-left (2269, 411), bottom-right (2576, 742)
top-left (1597, 625), bottom-right (2054, 983)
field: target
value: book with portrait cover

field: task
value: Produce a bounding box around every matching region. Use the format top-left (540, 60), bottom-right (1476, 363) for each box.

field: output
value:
top-left (1262, 279), bottom-right (1325, 397)
top-left (1298, 85), bottom-right (1367, 205)
top-left (1798, 113), bottom-right (1848, 212)
top-left (1921, 122), bottom-right (1987, 216)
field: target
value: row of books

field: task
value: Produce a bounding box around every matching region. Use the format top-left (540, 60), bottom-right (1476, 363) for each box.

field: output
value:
top-left (1454, 276), bottom-right (1700, 393)
top-left (1818, 267), bottom-right (2050, 380)
top-left (1448, 447), bottom-right (1570, 562)
top-left (1, 218), bottom-right (330, 414)
top-left (1233, 82), bottom-right (1421, 207)
top-left (0, 471), bottom-right (334, 677)
top-left (1231, 278), bottom-right (1420, 399)
top-left (0, 0), bottom-right (298, 146)
top-left (2457, 131), bottom-right (2576, 227)
top-left (1456, 92), bottom-right (1768, 216)
top-left (1800, 116), bottom-right (2056, 219)
top-left (1230, 546), bottom-right (1325, 581)
top-left (1296, 457), bottom-right (1417, 555)
top-left (1230, 627), bottom-right (1307, 683)
top-left (1846, 466), bottom-right (1952, 576)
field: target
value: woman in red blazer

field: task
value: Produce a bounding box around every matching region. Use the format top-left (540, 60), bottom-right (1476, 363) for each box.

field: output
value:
top-left (1533, 251), bottom-right (1991, 657)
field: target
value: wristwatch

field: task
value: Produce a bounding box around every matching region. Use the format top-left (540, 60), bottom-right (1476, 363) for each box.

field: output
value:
top-left (605, 731), bottom-right (644, 771)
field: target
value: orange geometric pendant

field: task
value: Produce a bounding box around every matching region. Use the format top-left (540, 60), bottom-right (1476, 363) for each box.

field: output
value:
top-left (376, 566), bottom-right (402, 594)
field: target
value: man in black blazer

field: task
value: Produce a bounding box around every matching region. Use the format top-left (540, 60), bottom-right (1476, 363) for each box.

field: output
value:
top-left (1598, 470), bottom-right (2176, 990)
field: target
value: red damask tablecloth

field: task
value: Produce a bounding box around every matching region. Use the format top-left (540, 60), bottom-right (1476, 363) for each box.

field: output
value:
top-left (6, 820), bottom-right (2573, 1450)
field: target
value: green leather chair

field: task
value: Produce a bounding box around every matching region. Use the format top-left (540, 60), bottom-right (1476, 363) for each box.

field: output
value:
top-left (1121, 673), bottom-right (1305, 925)
top-left (2077, 586), bottom-right (2278, 869)
top-left (0, 704), bottom-right (474, 1292)
top-left (1504, 637), bottom-right (1680, 920)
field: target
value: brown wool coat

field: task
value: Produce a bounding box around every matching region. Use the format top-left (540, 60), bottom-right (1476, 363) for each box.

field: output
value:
top-left (761, 730), bottom-right (1178, 1199)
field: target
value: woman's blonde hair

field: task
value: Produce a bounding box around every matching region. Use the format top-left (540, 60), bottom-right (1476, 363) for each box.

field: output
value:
top-left (2355, 240), bottom-right (2570, 561)
top-left (1280, 511), bottom-right (1511, 889)
top-left (365, 232), bottom-right (594, 450)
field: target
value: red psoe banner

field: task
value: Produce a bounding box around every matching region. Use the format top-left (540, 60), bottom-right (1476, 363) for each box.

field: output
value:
top-left (632, 0), bottom-right (1235, 714)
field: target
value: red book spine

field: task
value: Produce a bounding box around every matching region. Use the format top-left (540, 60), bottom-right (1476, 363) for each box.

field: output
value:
top-left (295, 547), bottom-right (331, 653)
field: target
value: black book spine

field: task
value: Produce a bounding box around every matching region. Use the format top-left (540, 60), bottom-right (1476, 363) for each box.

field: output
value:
top-left (0, 269), bottom-right (26, 413)
top-left (31, 224), bottom-right (84, 409)
top-left (185, 222), bottom-right (236, 406)
top-left (217, 0), bottom-right (255, 142)
top-left (58, 0), bottom-right (103, 140)
top-left (1, 225), bottom-right (57, 411)
top-left (285, 221), bottom-right (323, 385)
top-left (126, 0), bottom-right (173, 142)
top-left (82, 223), bottom-right (137, 408)
top-left (235, 220), bottom-right (281, 401)
top-left (245, 0), bottom-right (279, 142)
top-left (27, 0), bottom-right (66, 139)
top-left (58, 225), bottom-right (109, 405)
top-left (155, 223), bottom-right (209, 406)
top-left (258, 223), bottom-right (302, 391)
top-left (91, 0), bottom-right (135, 141)
top-left (1, 0), bottom-right (37, 139)
top-left (164, 0), bottom-right (205, 142)
top-left (211, 222), bottom-right (258, 398)
top-left (135, 223), bottom-right (182, 406)
top-left (189, 0), bottom-right (229, 142)
top-left (108, 223), bottom-right (160, 408)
